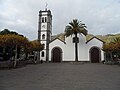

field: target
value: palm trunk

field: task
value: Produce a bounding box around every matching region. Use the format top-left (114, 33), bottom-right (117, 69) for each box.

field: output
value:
top-left (75, 33), bottom-right (78, 62)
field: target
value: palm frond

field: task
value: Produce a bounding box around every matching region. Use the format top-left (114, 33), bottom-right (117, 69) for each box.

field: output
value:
top-left (65, 19), bottom-right (88, 36)
top-left (111, 37), bottom-right (120, 44)
top-left (65, 26), bottom-right (73, 37)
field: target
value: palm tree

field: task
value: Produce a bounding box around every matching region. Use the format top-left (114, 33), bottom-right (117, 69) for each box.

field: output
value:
top-left (65, 19), bottom-right (87, 62)
top-left (111, 37), bottom-right (120, 44)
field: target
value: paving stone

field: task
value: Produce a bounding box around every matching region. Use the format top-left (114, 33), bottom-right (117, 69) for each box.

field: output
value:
top-left (0, 63), bottom-right (120, 90)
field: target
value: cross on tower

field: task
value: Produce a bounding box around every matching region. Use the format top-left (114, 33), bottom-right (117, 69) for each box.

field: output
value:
top-left (45, 2), bottom-right (48, 11)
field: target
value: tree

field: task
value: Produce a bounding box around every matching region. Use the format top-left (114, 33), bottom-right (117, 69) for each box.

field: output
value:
top-left (0, 29), bottom-right (23, 36)
top-left (0, 29), bottom-right (44, 66)
top-left (103, 37), bottom-right (120, 61)
top-left (27, 40), bottom-right (44, 53)
top-left (0, 29), bottom-right (11, 35)
top-left (0, 34), bottom-right (29, 67)
top-left (25, 40), bottom-right (44, 63)
top-left (65, 19), bottom-right (87, 62)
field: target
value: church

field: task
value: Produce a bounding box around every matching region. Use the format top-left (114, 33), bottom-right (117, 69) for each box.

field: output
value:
top-left (38, 9), bottom-right (105, 63)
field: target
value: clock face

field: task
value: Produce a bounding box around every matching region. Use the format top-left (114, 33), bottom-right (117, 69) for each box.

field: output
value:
top-left (42, 25), bottom-right (45, 28)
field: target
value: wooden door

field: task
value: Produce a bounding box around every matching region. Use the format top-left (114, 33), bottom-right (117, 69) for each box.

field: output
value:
top-left (90, 47), bottom-right (100, 63)
top-left (52, 48), bottom-right (62, 62)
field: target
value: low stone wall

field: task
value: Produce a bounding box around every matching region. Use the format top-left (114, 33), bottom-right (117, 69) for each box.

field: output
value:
top-left (0, 60), bottom-right (28, 69)
top-left (0, 61), bottom-right (13, 69)
top-left (16, 60), bottom-right (28, 67)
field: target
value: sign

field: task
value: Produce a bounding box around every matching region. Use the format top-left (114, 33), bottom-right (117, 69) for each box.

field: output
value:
top-left (73, 37), bottom-right (79, 43)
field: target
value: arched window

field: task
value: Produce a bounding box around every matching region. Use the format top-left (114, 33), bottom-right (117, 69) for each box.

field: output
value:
top-left (42, 34), bottom-right (45, 39)
top-left (43, 44), bottom-right (45, 47)
top-left (41, 51), bottom-right (44, 57)
top-left (45, 17), bottom-right (47, 22)
top-left (42, 17), bottom-right (44, 22)
top-left (41, 17), bottom-right (47, 23)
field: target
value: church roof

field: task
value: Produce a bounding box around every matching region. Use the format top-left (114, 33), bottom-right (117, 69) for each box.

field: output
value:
top-left (51, 33), bottom-right (104, 43)
top-left (50, 37), bottom-right (66, 44)
top-left (51, 33), bottom-right (65, 41)
top-left (51, 33), bottom-right (65, 43)
top-left (86, 36), bottom-right (105, 44)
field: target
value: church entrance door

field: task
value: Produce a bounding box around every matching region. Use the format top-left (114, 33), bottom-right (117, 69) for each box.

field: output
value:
top-left (90, 47), bottom-right (100, 63)
top-left (52, 47), bottom-right (62, 62)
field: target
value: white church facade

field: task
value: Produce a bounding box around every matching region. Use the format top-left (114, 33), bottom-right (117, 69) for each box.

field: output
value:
top-left (38, 9), bottom-right (105, 63)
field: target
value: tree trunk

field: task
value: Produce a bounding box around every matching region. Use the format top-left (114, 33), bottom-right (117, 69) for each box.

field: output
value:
top-left (37, 51), bottom-right (40, 61)
top-left (110, 51), bottom-right (113, 61)
top-left (14, 45), bottom-right (17, 68)
top-left (75, 33), bottom-right (78, 62)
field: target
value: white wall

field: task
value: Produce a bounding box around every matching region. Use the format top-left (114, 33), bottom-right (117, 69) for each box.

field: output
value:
top-left (40, 50), bottom-right (46, 61)
top-left (49, 39), bottom-right (65, 61)
top-left (63, 35), bottom-right (75, 61)
top-left (78, 34), bottom-right (89, 61)
top-left (49, 34), bottom-right (104, 62)
top-left (87, 38), bottom-right (104, 61)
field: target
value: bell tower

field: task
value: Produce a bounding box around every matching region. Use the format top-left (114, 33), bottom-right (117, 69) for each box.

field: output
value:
top-left (38, 9), bottom-right (52, 62)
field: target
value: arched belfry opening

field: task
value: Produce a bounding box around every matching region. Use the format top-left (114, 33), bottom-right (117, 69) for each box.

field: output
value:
top-left (89, 47), bottom-right (101, 63)
top-left (42, 34), bottom-right (45, 39)
top-left (51, 47), bottom-right (62, 62)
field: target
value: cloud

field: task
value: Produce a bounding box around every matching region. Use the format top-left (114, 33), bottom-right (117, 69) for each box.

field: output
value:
top-left (0, 0), bottom-right (120, 40)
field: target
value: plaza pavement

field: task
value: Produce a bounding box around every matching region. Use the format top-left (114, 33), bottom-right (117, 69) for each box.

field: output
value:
top-left (0, 63), bottom-right (120, 90)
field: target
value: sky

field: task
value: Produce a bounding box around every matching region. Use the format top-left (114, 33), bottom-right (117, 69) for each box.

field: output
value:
top-left (0, 0), bottom-right (120, 40)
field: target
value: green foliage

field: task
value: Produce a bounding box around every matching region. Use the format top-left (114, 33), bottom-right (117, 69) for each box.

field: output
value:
top-left (26, 40), bottom-right (44, 53)
top-left (95, 34), bottom-right (120, 43)
top-left (0, 34), bottom-right (29, 48)
top-left (65, 19), bottom-right (88, 37)
top-left (103, 37), bottom-right (120, 52)
top-left (103, 37), bottom-right (120, 61)
top-left (111, 37), bottom-right (120, 44)
top-left (0, 29), bottom-right (44, 61)
top-left (0, 29), bottom-right (23, 37)
top-left (0, 29), bottom-right (10, 35)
